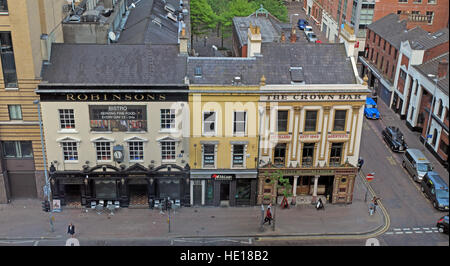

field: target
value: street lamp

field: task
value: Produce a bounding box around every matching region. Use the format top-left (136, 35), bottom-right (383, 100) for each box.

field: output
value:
top-left (33, 99), bottom-right (54, 232)
top-left (290, 13), bottom-right (299, 25)
top-left (424, 74), bottom-right (438, 146)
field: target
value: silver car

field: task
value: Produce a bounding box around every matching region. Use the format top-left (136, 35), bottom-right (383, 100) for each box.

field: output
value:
top-left (306, 32), bottom-right (318, 42)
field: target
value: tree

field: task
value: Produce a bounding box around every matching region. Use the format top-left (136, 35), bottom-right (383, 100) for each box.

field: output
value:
top-left (266, 170), bottom-right (292, 206)
top-left (190, 0), bottom-right (217, 36)
top-left (251, 0), bottom-right (288, 22)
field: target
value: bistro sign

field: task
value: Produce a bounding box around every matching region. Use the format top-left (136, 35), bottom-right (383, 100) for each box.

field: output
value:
top-left (261, 94), bottom-right (363, 102)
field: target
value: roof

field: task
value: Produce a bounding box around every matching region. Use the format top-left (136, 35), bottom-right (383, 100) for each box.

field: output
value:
top-left (117, 0), bottom-right (183, 45)
top-left (410, 28), bottom-right (449, 50)
top-left (41, 43), bottom-right (187, 85)
top-left (260, 43), bottom-right (356, 84)
top-left (233, 12), bottom-right (299, 48)
top-left (413, 53), bottom-right (449, 95)
top-left (187, 43), bottom-right (357, 85)
top-left (368, 13), bottom-right (427, 49)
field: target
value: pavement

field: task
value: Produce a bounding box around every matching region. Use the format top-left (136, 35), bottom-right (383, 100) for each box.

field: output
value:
top-left (0, 172), bottom-right (387, 243)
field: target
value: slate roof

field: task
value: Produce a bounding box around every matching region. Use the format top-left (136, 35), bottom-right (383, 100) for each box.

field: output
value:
top-left (413, 53), bottom-right (449, 95)
top-left (410, 28), bottom-right (449, 50)
top-left (187, 43), bottom-right (357, 85)
top-left (260, 43), bottom-right (356, 84)
top-left (41, 43), bottom-right (187, 85)
top-left (368, 13), bottom-right (427, 49)
top-left (117, 0), bottom-right (183, 45)
top-left (233, 13), bottom-right (302, 48)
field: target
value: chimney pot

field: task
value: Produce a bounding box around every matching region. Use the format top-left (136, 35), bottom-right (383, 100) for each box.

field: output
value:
top-left (281, 32), bottom-right (286, 43)
top-left (437, 59), bottom-right (448, 79)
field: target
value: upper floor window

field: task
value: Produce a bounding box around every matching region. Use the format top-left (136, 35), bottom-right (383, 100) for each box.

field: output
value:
top-left (0, 0), bottom-right (7, 12)
top-left (232, 144), bottom-right (245, 167)
top-left (203, 112), bottom-right (216, 135)
top-left (129, 141), bottom-right (144, 161)
top-left (398, 0), bottom-right (408, 3)
top-left (437, 99), bottom-right (443, 117)
top-left (304, 110), bottom-right (318, 132)
top-left (302, 143), bottom-right (315, 167)
top-left (62, 142), bottom-right (78, 161)
top-left (0, 32), bottom-right (18, 88)
top-left (333, 110), bottom-right (347, 131)
top-left (329, 143), bottom-right (344, 166)
top-left (59, 109), bottom-right (75, 129)
top-left (413, 0), bottom-right (422, 3)
top-left (233, 111), bottom-right (246, 135)
top-left (426, 11), bottom-right (434, 24)
top-left (161, 141), bottom-right (176, 161)
top-left (274, 143), bottom-right (287, 167)
top-left (95, 141), bottom-right (112, 161)
top-left (203, 144), bottom-right (215, 168)
top-left (8, 105), bottom-right (22, 120)
top-left (161, 109), bottom-right (175, 130)
top-left (427, 0), bottom-right (436, 4)
top-left (2, 141), bottom-right (33, 158)
top-left (277, 110), bottom-right (288, 132)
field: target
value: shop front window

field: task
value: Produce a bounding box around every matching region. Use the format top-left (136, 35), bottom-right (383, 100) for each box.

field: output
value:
top-left (236, 179), bottom-right (251, 201)
top-left (95, 181), bottom-right (117, 199)
top-left (158, 179), bottom-right (180, 199)
top-left (206, 180), bottom-right (214, 205)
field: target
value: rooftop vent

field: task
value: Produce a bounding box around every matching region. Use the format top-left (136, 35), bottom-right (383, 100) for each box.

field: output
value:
top-left (152, 17), bottom-right (162, 27)
top-left (164, 4), bottom-right (176, 13)
top-left (290, 66), bottom-right (305, 84)
top-left (167, 12), bottom-right (177, 22)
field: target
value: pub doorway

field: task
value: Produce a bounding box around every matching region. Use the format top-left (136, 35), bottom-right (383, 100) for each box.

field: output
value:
top-left (129, 184), bottom-right (148, 207)
top-left (321, 176), bottom-right (335, 203)
top-left (193, 182), bottom-right (202, 206)
top-left (220, 182), bottom-right (230, 206)
top-left (64, 184), bottom-right (81, 208)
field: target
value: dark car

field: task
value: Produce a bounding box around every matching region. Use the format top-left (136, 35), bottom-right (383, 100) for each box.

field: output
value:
top-left (437, 215), bottom-right (449, 234)
top-left (297, 19), bottom-right (309, 30)
top-left (382, 126), bottom-right (408, 152)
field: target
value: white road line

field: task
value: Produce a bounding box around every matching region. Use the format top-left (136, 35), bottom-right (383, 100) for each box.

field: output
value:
top-left (423, 228), bottom-right (430, 230)
top-left (413, 228), bottom-right (421, 230)
top-left (431, 227), bottom-right (438, 230)
top-left (402, 228), bottom-right (410, 231)
top-left (395, 232), bottom-right (404, 234)
top-left (415, 231), bottom-right (423, 234)
top-left (385, 232), bottom-right (394, 235)
top-left (425, 231), bottom-right (433, 233)
top-left (34, 241), bottom-right (39, 246)
top-left (393, 228), bottom-right (402, 231)
top-left (405, 231), bottom-right (413, 234)
top-left (433, 230), bottom-right (440, 233)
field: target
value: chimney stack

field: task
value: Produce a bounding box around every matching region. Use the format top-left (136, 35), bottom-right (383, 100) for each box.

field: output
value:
top-left (290, 27), bottom-right (297, 43)
top-left (280, 32), bottom-right (286, 43)
top-left (437, 59), bottom-right (448, 79)
top-left (179, 26), bottom-right (188, 55)
top-left (247, 23), bottom-right (262, 57)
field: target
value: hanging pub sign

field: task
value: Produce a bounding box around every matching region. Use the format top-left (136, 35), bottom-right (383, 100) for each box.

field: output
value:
top-left (89, 105), bottom-right (147, 132)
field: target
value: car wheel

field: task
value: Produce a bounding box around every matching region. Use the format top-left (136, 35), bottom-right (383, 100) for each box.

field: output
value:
top-left (402, 161), bottom-right (406, 168)
top-left (433, 201), bottom-right (437, 209)
top-left (438, 227), bottom-right (444, 233)
top-left (421, 186), bottom-right (425, 192)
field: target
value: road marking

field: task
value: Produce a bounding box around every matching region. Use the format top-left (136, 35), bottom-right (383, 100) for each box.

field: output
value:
top-left (395, 232), bottom-right (404, 234)
top-left (425, 231), bottom-right (433, 233)
top-left (413, 228), bottom-right (421, 230)
top-left (393, 228), bottom-right (402, 231)
top-left (433, 230), bottom-right (440, 233)
top-left (34, 241), bottom-right (39, 246)
top-left (423, 228), bottom-right (430, 230)
top-left (386, 156), bottom-right (397, 165)
top-left (405, 231), bottom-right (413, 234)
top-left (415, 231), bottom-right (423, 234)
top-left (431, 227), bottom-right (438, 230)
top-left (385, 232), bottom-right (394, 235)
top-left (402, 228), bottom-right (410, 231)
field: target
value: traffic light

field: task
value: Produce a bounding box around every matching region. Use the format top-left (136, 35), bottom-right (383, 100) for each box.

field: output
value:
top-left (167, 200), bottom-right (172, 210)
top-left (42, 201), bottom-right (50, 212)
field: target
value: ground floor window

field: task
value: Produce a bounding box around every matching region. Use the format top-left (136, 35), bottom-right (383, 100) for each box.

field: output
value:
top-left (95, 180), bottom-right (117, 199)
top-left (236, 179), bottom-right (251, 201)
top-left (158, 179), bottom-right (180, 199)
top-left (206, 180), bottom-right (214, 205)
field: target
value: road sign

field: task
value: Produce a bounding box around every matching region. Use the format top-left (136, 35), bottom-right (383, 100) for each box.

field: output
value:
top-left (427, 134), bottom-right (432, 139)
top-left (366, 173), bottom-right (374, 182)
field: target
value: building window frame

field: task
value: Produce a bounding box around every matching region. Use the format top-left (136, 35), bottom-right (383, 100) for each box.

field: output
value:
top-left (161, 141), bottom-right (176, 162)
top-left (94, 141), bottom-right (113, 162)
top-left (202, 144), bottom-right (216, 168)
top-left (58, 109), bottom-right (75, 129)
top-left (304, 110), bottom-right (318, 132)
top-left (233, 111), bottom-right (247, 136)
top-left (329, 142), bottom-right (344, 166)
top-left (332, 109), bottom-right (348, 132)
top-left (0, 0), bottom-right (8, 12)
top-left (273, 143), bottom-right (287, 167)
top-left (61, 141), bottom-right (79, 162)
top-left (203, 111), bottom-right (217, 136)
top-left (231, 144), bottom-right (245, 168)
top-left (128, 141), bottom-right (144, 162)
top-left (8, 105), bottom-right (22, 120)
top-left (301, 142), bottom-right (315, 167)
top-left (0, 31), bottom-right (18, 88)
top-left (277, 110), bottom-right (289, 132)
top-left (1, 141), bottom-right (33, 159)
top-left (160, 108), bottom-right (176, 131)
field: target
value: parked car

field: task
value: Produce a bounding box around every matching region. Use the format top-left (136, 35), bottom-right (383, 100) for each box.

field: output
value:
top-left (364, 97), bottom-right (380, 119)
top-left (306, 33), bottom-right (317, 42)
top-left (420, 172), bottom-right (449, 211)
top-left (297, 19), bottom-right (309, 30)
top-left (315, 40), bottom-right (322, 43)
top-left (304, 26), bottom-right (313, 36)
top-left (402, 148), bottom-right (433, 182)
top-left (382, 126), bottom-right (408, 152)
top-left (437, 215), bottom-right (449, 234)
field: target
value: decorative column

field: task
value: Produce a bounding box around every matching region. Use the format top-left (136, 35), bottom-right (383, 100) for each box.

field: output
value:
top-left (201, 180), bottom-right (205, 205)
top-left (292, 176), bottom-right (298, 204)
top-left (190, 180), bottom-right (194, 206)
top-left (312, 175), bottom-right (319, 203)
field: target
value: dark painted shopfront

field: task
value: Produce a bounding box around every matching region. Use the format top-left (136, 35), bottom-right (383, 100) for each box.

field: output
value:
top-left (190, 170), bottom-right (258, 206)
top-left (49, 163), bottom-right (190, 208)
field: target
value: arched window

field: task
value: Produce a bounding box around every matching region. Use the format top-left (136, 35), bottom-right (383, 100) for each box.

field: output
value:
top-left (437, 99), bottom-right (443, 117)
top-left (431, 128), bottom-right (438, 147)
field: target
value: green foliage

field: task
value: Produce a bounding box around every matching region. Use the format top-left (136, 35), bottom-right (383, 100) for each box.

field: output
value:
top-left (269, 170), bottom-right (292, 197)
top-left (190, 0), bottom-right (218, 35)
top-left (251, 0), bottom-right (288, 22)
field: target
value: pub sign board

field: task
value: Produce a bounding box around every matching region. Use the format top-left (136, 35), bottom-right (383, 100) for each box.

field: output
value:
top-left (211, 174), bottom-right (235, 180)
top-left (89, 105), bottom-right (147, 132)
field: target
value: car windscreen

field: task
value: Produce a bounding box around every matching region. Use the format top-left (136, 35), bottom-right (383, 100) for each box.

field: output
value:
top-left (366, 104), bottom-right (375, 108)
top-left (310, 34), bottom-right (316, 38)
top-left (417, 163), bottom-right (432, 172)
top-left (436, 189), bottom-right (449, 199)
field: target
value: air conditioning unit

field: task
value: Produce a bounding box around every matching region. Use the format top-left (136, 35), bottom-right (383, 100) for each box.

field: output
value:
top-left (167, 12), bottom-right (177, 22)
top-left (164, 4), bottom-right (175, 13)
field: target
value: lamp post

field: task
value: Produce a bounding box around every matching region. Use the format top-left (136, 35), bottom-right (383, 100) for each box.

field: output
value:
top-left (290, 13), bottom-right (299, 25)
top-left (425, 74), bottom-right (438, 145)
top-left (33, 99), bottom-right (54, 232)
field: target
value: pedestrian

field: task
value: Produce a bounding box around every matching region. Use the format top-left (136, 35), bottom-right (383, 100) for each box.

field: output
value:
top-left (368, 202), bottom-right (375, 216)
top-left (358, 157), bottom-right (364, 171)
top-left (263, 204), bottom-right (273, 225)
top-left (203, 36), bottom-right (208, 47)
top-left (372, 196), bottom-right (380, 213)
top-left (67, 223), bottom-right (75, 238)
top-left (316, 198), bottom-right (324, 210)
